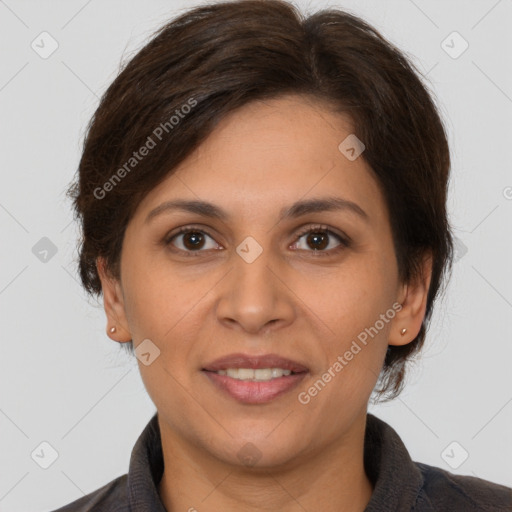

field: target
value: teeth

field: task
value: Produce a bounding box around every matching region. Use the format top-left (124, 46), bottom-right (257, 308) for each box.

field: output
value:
top-left (215, 368), bottom-right (292, 381)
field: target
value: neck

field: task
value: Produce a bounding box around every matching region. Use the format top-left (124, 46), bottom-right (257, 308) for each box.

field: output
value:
top-left (157, 412), bottom-right (374, 512)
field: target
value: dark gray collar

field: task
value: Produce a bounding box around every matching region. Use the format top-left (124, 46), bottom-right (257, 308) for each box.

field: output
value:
top-left (126, 412), bottom-right (425, 511)
top-left (363, 413), bottom-right (424, 511)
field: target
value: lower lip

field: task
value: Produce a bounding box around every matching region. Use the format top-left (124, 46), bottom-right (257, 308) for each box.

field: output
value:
top-left (202, 370), bottom-right (308, 404)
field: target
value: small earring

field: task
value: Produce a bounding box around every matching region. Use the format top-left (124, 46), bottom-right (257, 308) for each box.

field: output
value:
top-left (400, 328), bottom-right (407, 335)
top-left (110, 326), bottom-right (117, 333)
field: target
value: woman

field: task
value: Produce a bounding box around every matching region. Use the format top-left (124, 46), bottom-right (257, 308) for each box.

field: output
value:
top-left (53, 0), bottom-right (511, 510)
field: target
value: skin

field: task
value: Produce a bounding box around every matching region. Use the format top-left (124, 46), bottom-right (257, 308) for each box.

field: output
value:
top-left (97, 94), bottom-right (432, 512)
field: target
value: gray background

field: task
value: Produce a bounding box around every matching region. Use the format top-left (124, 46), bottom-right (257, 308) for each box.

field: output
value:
top-left (0, 0), bottom-right (511, 510)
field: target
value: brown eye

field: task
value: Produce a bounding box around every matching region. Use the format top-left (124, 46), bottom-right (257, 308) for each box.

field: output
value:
top-left (181, 231), bottom-right (206, 250)
top-left (291, 225), bottom-right (350, 256)
top-left (304, 232), bottom-right (329, 250)
top-left (165, 227), bottom-right (220, 255)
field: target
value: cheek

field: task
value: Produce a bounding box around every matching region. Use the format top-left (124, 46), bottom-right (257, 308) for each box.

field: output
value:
top-left (120, 250), bottom-right (199, 337)
top-left (121, 260), bottom-right (205, 406)
top-left (305, 260), bottom-right (395, 384)
top-left (121, 258), bottom-right (211, 377)
top-left (301, 261), bottom-right (391, 333)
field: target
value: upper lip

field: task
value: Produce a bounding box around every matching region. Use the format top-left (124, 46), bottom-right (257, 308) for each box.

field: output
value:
top-left (202, 353), bottom-right (309, 373)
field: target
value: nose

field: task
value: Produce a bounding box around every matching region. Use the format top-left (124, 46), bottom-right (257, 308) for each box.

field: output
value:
top-left (215, 244), bottom-right (295, 334)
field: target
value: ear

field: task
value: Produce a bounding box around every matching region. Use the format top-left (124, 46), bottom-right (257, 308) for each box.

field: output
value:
top-left (388, 252), bottom-right (433, 347)
top-left (96, 257), bottom-right (132, 343)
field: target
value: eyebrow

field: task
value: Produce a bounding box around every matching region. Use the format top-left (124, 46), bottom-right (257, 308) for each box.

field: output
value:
top-left (145, 196), bottom-right (369, 225)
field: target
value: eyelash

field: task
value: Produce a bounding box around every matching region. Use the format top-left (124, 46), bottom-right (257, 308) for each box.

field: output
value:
top-left (164, 224), bottom-right (350, 258)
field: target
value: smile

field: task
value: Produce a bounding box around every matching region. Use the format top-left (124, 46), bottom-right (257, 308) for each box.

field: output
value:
top-left (213, 368), bottom-right (294, 380)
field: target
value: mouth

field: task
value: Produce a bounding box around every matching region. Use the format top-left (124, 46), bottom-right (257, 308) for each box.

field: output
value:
top-left (201, 353), bottom-right (309, 404)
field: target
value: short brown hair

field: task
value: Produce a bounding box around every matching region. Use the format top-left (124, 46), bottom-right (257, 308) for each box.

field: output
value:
top-left (67, 0), bottom-right (454, 402)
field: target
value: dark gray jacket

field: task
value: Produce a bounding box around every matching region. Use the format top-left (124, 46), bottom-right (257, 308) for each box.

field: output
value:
top-left (49, 412), bottom-right (512, 511)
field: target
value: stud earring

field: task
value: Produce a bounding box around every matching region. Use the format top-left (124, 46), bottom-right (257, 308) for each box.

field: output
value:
top-left (110, 326), bottom-right (117, 333)
top-left (400, 328), bottom-right (407, 335)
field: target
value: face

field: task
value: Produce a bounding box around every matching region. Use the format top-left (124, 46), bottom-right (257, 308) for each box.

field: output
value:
top-left (98, 94), bottom-right (430, 469)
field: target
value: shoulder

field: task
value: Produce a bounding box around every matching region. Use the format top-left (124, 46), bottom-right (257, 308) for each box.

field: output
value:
top-left (47, 474), bottom-right (127, 512)
top-left (414, 462), bottom-right (512, 511)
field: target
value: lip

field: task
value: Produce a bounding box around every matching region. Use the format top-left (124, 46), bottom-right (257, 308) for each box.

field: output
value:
top-left (202, 370), bottom-right (308, 404)
top-left (201, 353), bottom-right (309, 405)
top-left (202, 353), bottom-right (310, 373)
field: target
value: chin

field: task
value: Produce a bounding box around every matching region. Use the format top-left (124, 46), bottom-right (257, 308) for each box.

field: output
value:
top-left (206, 432), bottom-right (308, 470)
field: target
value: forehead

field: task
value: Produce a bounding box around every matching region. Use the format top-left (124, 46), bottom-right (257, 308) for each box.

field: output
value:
top-left (134, 94), bottom-right (385, 224)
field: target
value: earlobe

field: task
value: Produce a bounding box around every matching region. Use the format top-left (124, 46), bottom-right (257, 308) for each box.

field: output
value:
top-left (96, 257), bottom-right (132, 343)
top-left (388, 252), bottom-right (433, 347)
